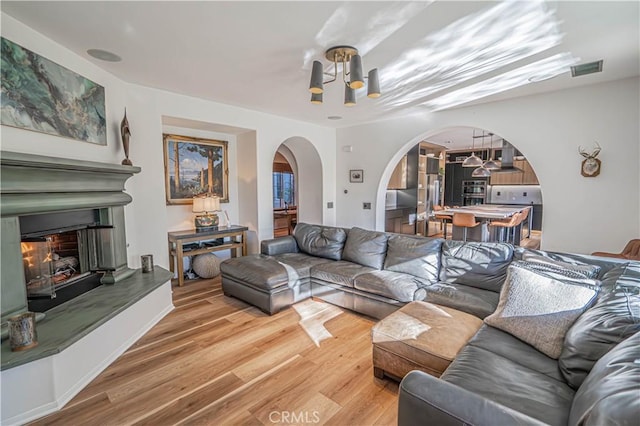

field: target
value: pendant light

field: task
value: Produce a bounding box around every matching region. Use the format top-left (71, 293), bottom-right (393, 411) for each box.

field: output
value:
top-left (483, 133), bottom-right (501, 170)
top-left (472, 132), bottom-right (491, 177)
top-left (462, 129), bottom-right (483, 167)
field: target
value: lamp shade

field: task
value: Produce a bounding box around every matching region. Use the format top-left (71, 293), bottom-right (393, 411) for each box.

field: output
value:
top-left (309, 61), bottom-right (324, 94)
top-left (471, 166), bottom-right (491, 177)
top-left (349, 54), bottom-right (364, 89)
top-left (344, 85), bottom-right (356, 106)
top-left (367, 68), bottom-right (380, 98)
top-left (310, 92), bottom-right (323, 104)
top-left (462, 154), bottom-right (483, 167)
top-left (483, 159), bottom-right (501, 170)
top-left (193, 195), bottom-right (220, 213)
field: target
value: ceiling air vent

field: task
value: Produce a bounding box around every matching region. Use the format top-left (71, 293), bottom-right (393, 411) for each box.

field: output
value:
top-left (571, 60), bottom-right (603, 77)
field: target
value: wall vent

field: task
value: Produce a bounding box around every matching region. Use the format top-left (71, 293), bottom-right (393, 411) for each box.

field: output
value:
top-left (571, 60), bottom-right (603, 77)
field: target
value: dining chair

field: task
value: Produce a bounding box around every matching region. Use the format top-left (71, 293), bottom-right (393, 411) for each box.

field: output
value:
top-left (490, 212), bottom-right (522, 243)
top-left (452, 212), bottom-right (480, 242)
top-left (434, 205), bottom-right (451, 239)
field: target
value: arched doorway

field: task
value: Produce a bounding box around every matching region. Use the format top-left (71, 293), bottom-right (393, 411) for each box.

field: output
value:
top-left (380, 126), bottom-right (543, 249)
top-left (272, 137), bottom-right (323, 237)
top-left (272, 145), bottom-right (297, 237)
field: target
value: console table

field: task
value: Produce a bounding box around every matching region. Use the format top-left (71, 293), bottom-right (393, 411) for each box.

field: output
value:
top-left (168, 225), bottom-right (248, 286)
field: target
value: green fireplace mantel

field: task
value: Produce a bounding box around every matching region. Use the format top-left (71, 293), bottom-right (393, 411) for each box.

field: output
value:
top-left (0, 151), bottom-right (141, 323)
top-left (1, 150), bottom-right (141, 216)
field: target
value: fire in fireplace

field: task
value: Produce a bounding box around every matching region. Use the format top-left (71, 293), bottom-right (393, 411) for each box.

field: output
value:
top-left (19, 209), bottom-right (116, 312)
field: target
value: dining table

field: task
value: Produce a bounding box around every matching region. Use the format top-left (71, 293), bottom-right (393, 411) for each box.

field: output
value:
top-left (436, 204), bottom-right (531, 244)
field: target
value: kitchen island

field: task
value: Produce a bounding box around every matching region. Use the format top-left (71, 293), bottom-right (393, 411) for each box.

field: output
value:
top-left (437, 205), bottom-right (531, 244)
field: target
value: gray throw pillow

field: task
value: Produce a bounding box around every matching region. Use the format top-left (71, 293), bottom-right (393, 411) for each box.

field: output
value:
top-left (521, 252), bottom-right (601, 278)
top-left (559, 286), bottom-right (640, 389)
top-left (293, 223), bottom-right (347, 261)
top-left (485, 264), bottom-right (598, 359)
top-left (383, 234), bottom-right (442, 282)
top-left (342, 227), bottom-right (388, 269)
top-left (515, 260), bottom-right (602, 285)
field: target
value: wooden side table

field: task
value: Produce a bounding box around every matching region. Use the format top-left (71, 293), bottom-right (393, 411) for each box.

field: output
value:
top-left (167, 225), bottom-right (248, 286)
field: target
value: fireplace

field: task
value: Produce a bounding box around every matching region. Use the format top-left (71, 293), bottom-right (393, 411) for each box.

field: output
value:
top-left (19, 209), bottom-right (118, 312)
top-left (1, 151), bottom-right (140, 324)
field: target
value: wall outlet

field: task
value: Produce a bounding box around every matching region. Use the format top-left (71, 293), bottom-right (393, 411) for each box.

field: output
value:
top-left (327, 202), bottom-right (334, 209)
top-left (363, 202), bottom-right (371, 210)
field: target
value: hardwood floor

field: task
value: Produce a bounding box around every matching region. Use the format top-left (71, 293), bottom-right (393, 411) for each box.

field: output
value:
top-left (31, 278), bottom-right (399, 425)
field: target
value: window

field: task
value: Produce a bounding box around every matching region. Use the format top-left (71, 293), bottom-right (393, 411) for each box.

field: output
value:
top-left (273, 171), bottom-right (295, 208)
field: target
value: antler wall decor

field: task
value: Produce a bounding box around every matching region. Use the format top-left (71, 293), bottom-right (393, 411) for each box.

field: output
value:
top-left (578, 142), bottom-right (601, 177)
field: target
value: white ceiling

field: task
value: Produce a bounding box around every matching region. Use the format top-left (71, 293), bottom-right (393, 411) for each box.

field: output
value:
top-left (2, 1), bottom-right (639, 146)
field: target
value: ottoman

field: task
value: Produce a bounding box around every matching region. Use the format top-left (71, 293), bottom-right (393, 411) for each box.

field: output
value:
top-left (220, 254), bottom-right (311, 314)
top-left (371, 301), bottom-right (483, 380)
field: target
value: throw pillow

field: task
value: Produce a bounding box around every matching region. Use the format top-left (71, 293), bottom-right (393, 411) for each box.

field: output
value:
top-left (342, 227), bottom-right (389, 269)
top-left (559, 286), bottom-right (640, 389)
top-left (515, 260), bottom-right (601, 285)
top-left (521, 252), bottom-right (601, 278)
top-left (484, 264), bottom-right (598, 359)
top-left (293, 223), bottom-right (347, 261)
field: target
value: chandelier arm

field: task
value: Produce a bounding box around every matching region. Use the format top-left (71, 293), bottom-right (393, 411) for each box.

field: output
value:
top-left (323, 60), bottom-right (338, 85)
top-left (342, 54), bottom-right (351, 86)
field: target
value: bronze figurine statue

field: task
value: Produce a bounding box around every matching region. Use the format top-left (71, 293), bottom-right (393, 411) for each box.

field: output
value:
top-left (120, 109), bottom-right (132, 166)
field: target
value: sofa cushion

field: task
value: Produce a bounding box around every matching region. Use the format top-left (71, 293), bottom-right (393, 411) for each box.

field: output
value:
top-left (272, 252), bottom-right (334, 279)
top-left (559, 286), bottom-right (640, 389)
top-left (423, 282), bottom-right (499, 319)
top-left (468, 325), bottom-right (565, 382)
top-left (310, 261), bottom-right (375, 288)
top-left (220, 254), bottom-right (288, 290)
top-left (354, 270), bottom-right (429, 303)
top-left (342, 227), bottom-right (388, 269)
top-left (521, 252), bottom-right (601, 278)
top-left (383, 235), bottom-right (442, 282)
top-left (439, 241), bottom-right (513, 292)
top-left (569, 332), bottom-right (640, 426)
top-left (441, 345), bottom-right (575, 426)
top-left (485, 264), bottom-right (599, 359)
top-left (293, 223), bottom-right (347, 261)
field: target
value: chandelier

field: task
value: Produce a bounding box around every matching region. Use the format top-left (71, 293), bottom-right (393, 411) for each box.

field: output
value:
top-left (308, 46), bottom-right (380, 106)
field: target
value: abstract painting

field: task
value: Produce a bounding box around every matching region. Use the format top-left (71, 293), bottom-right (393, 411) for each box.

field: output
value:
top-left (163, 134), bottom-right (229, 205)
top-left (1, 37), bottom-right (106, 144)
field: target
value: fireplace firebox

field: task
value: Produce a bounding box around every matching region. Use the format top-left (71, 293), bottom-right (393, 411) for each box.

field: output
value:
top-left (19, 209), bottom-right (118, 312)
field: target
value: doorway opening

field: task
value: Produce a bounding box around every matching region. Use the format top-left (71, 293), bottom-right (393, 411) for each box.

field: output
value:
top-left (273, 146), bottom-right (297, 237)
top-left (382, 126), bottom-right (542, 250)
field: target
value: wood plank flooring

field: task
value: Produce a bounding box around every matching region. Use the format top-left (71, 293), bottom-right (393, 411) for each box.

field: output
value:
top-left (31, 278), bottom-right (399, 425)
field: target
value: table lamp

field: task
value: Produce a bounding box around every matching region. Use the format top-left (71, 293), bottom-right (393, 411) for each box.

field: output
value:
top-left (192, 194), bottom-right (220, 229)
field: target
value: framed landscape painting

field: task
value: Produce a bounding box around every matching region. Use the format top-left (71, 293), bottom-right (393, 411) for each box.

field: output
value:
top-left (163, 134), bottom-right (229, 205)
top-left (0, 37), bottom-right (106, 145)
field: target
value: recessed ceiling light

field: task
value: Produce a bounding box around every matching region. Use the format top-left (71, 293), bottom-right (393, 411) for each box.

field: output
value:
top-left (87, 49), bottom-right (121, 62)
top-left (327, 116), bottom-right (342, 120)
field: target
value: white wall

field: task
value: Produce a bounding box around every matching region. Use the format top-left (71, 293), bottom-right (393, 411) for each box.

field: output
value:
top-left (336, 77), bottom-right (640, 255)
top-left (1, 13), bottom-right (338, 272)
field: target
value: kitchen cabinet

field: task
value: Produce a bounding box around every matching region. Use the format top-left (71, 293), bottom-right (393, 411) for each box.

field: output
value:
top-left (387, 155), bottom-right (408, 189)
top-left (489, 159), bottom-right (539, 185)
top-left (444, 163), bottom-right (484, 206)
top-left (385, 207), bottom-right (416, 234)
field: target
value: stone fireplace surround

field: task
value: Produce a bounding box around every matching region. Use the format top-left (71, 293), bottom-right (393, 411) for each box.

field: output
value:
top-left (0, 151), bottom-right (174, 424)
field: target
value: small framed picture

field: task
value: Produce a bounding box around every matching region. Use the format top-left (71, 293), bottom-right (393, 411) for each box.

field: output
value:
top-left (349, 169), bottom-right (364, 183)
